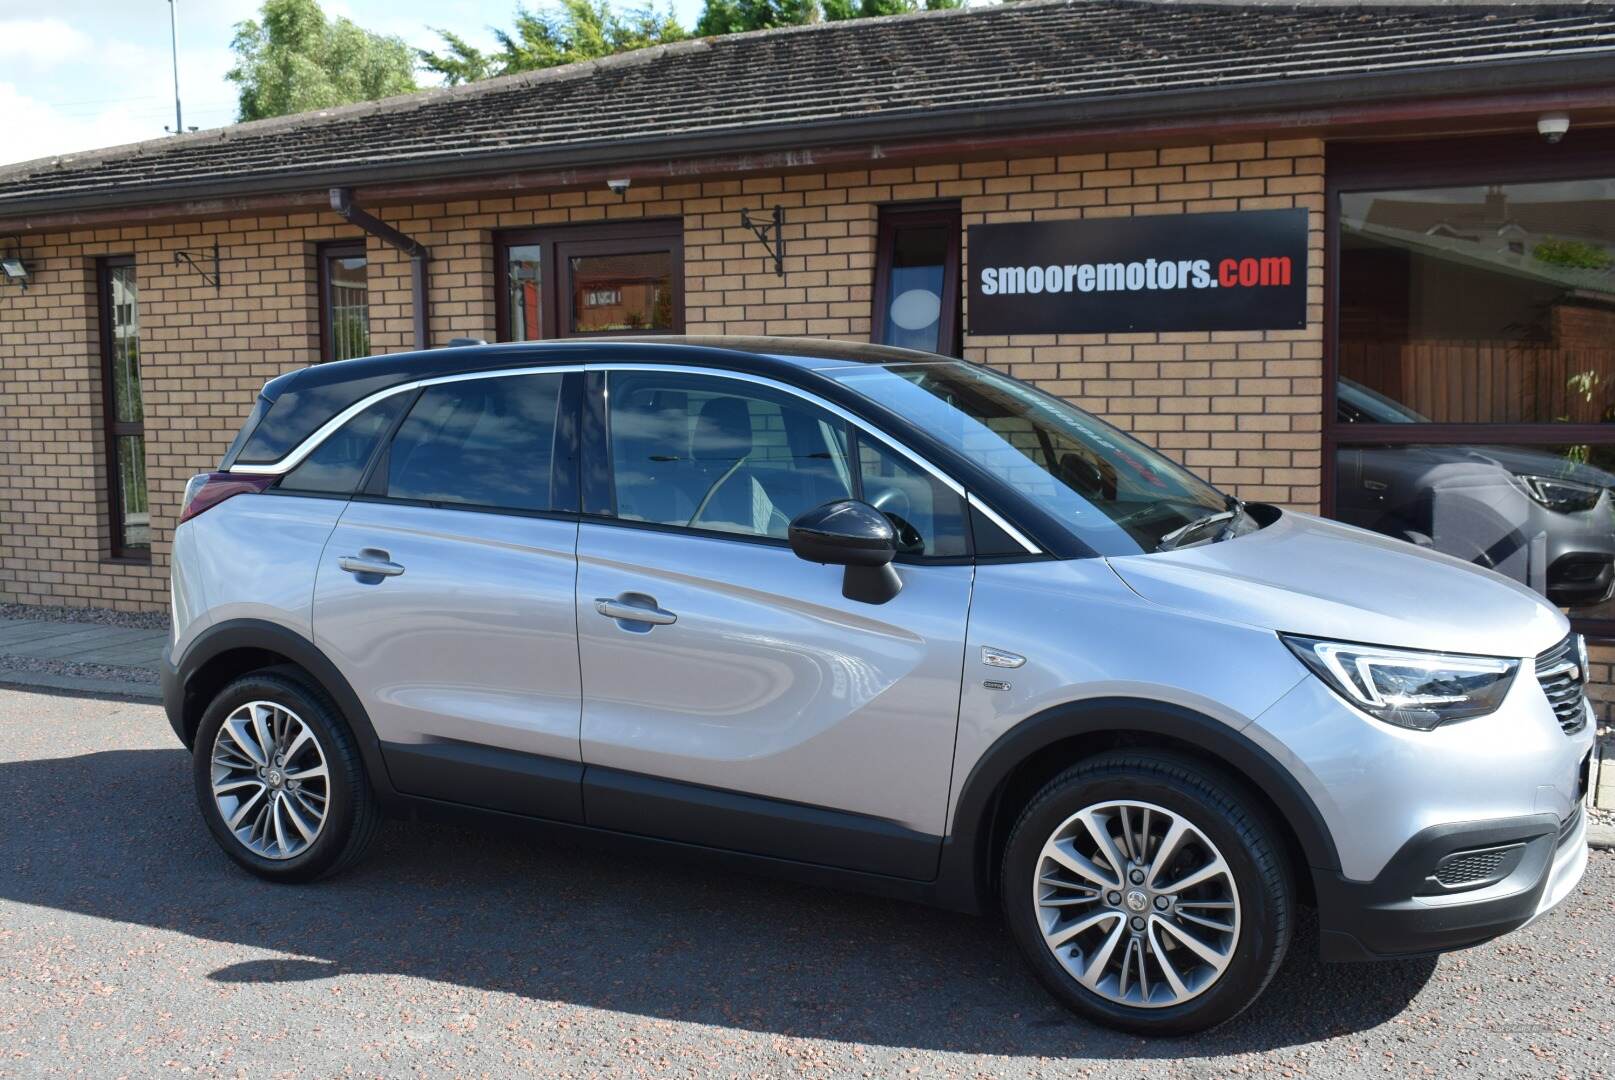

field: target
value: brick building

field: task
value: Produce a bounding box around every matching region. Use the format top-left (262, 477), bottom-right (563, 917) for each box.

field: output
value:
top-left (0, 1), bottom-right (1613, 761)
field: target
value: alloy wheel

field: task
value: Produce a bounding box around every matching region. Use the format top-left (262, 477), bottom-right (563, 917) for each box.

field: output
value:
top-left (1032, 799), bottom-right (1241, 1008)
top-left (209, 699), bottom-right (331, 860)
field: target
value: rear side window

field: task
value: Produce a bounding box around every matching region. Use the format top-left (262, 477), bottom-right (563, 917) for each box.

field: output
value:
top-left (385, 373), bottom-right (564, 512)
top-left (277, 394), bottom-right (407, 495)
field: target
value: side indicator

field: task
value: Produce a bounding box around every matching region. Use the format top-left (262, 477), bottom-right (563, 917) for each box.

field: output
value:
top-left (981, 646), bottom-right (1026, 669)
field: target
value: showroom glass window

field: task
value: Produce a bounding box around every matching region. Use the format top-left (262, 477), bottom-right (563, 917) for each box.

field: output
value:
top-left (1329, 137), bottom-right (1615, 633)
top-left (496, 221), bottom-right (682, 340)
top-left (874, 204), bottom-right (961, 356)
top-left (99, 257), bottom-right (149, 561)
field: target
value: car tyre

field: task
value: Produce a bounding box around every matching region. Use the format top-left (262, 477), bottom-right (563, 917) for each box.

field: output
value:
top-left (193, 667), bottom-right (380, 882)
top-left (1001, 750), bottom-right (1293, 1035)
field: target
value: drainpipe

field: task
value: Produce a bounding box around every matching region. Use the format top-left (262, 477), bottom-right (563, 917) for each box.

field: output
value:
top-left (328, 187), bottom-right (430, 350)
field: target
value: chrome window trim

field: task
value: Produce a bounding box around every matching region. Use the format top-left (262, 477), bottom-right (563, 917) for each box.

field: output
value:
top-left (229, 360), bottom-right (1042, 555)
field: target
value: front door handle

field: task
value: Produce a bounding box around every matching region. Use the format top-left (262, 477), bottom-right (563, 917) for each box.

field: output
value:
top-left (339, 550), bottom-right (405, 577)
top-left (594, 595), bottom-right (677, 627)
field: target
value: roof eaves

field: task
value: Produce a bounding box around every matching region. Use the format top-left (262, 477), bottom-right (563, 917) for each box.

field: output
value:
top-left (1, 49), bottom-right (1612, 222)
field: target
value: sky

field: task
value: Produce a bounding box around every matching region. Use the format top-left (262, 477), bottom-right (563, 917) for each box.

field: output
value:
top-left (0, 0), bottom-right (706, 167)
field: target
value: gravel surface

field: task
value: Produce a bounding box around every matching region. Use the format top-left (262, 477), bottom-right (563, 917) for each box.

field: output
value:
top-left (0, 603), bottom-right (169, 631)
top-left (0, 656), bottom-right (160, 686)
top-left (2, 686), bottom-right (1612, 1079)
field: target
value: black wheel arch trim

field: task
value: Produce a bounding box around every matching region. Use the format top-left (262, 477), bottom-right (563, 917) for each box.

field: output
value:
top-left (165, 617), bottom-right (400, 801)
top-left (932, 696), bottom-right (1342, 914)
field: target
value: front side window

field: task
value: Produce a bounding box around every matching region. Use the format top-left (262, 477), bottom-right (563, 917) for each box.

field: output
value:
top-left (1333, 168), bottom-right (1615, 627)
top-left (385, 374), bottom-right (564, 513)
top-left (832, 362), bottom-right (1229, 557)
top-left (99, 258), bottom-right (148, 560)
top-left (605, 371), bottom-right (853, 540)
top-left (498, 222), bottom-right (682, 340)
top-left (319, 242), bottom-right (369, 362)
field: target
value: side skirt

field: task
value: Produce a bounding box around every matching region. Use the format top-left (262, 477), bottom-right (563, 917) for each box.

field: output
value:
top-left (378, 741), bottom-right (944, 886)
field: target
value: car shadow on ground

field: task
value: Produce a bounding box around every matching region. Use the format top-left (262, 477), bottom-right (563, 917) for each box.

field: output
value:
top-left (2, 748), bottom-right (1438, 1057)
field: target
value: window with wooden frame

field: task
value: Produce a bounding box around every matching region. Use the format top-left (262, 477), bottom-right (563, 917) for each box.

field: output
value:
top-left (495, 220), bottom-right (683, 341)
top-left (873, 203), bottom-right (962, 356)
top-left (98, 256), bottom-right (149, 561)
top-left (1327, 134), bottom-right (1615, 636)
top-left (318, 241), bottom-right (370, 362)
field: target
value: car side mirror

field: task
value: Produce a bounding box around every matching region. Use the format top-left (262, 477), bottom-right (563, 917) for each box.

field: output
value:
top-left (788, 499), bottom-right (902, 604)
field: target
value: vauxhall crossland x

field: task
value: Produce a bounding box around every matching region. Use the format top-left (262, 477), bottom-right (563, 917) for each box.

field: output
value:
top-left (167, 338), bottom-right (1593, 1035)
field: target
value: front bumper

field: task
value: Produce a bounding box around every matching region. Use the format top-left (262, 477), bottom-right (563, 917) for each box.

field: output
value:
top-left (1315, 804), bottom-right (1588, 961)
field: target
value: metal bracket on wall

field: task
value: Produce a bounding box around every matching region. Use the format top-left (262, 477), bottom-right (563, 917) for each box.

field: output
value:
top-left (173, 238), bottom-right (220, 291)
top-left (739, 206), bottom-right (784, 276)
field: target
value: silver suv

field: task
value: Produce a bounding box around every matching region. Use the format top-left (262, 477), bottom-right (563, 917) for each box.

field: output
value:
top-left (167, 338), bottom-right (1592, 1035)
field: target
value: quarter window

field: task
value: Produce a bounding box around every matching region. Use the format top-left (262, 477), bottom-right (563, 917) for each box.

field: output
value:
top-left (319, 242), bottom-right (369, 362)
top-left (98, 257), bottom-right (148, 560)
top-left (278, 394), bottom-right (407, 495)
top-left (385, 374), bottom-right (565, 513)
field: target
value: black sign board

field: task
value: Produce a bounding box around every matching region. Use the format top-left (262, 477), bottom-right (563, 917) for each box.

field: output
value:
top-left (967, 208), bottom-right (1308, 334)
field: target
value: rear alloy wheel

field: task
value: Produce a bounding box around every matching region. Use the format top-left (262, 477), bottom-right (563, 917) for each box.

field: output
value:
top-left (209, 700), bottom-right (331, 860)
top-left (1002, 752), bottom-right (1292, 1035)
top-left (193, 670), bottom-right (379, 882)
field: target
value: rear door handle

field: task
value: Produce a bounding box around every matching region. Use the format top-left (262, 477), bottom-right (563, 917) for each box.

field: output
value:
top-left (594, 596), bottom-right (677, 626)
top-left (339, 550), bottom-right (405, 577)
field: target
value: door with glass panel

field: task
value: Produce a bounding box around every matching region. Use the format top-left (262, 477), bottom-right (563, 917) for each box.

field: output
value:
top-left (574, 368), bottom-right (973, 878)
top-left (312, 370), bottom-right (585, 821)
top-left (496, 221), bottom-right (682, 341)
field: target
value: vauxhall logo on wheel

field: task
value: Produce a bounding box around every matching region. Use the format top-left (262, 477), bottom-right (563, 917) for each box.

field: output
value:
top-left (967, 208), bottom-right (1309, 334)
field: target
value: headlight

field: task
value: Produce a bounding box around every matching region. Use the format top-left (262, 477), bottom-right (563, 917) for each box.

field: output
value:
top-left (1281, 635), bottom-right (1518, 731)
top-left (1515, 474), bottom-right (1602, 513)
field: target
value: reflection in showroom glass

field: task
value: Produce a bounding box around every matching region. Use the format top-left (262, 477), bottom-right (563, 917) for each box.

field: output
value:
top-left (1336, 443), bottom-right (1615, 621)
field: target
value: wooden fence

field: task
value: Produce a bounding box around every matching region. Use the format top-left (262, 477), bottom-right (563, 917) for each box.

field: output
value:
top-left (1341, 340), bottom-right (1615, 425)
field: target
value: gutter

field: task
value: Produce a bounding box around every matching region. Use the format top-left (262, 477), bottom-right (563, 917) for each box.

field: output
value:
top-left (329, 187), bottom-right (430, 350)
top-left (1, 56), bottom-right (1612, 225)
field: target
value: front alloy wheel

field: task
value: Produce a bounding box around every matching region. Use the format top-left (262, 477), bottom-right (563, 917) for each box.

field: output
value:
top-left (1001, 752), bottom-right (1292, 1035)
top-left (1034, 800), bottom-right (1240, 1008)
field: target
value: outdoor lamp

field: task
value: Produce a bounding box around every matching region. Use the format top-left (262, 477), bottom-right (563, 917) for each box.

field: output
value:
top-left (1, 239), bottom-right (28, 290)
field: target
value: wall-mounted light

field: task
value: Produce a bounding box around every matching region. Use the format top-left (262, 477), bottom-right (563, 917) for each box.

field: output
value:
top-left (606, 178), bottom-right (631, 199)
top-left (1, 236), bottom-right (28, 290)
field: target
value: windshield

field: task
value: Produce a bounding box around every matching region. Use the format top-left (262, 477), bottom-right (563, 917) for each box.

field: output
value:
top-left (830, 362), bottom-right (1233, 556)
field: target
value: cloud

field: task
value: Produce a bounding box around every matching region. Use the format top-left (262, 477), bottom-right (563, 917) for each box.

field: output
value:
top-left (0, 18), bottom-right (92, 68)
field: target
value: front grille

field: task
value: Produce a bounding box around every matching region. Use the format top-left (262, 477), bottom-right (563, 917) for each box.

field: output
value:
top-left (1434, 848), bottom-right (1510, 887)
top-left (1535, 634), bottom-right (1589, 735)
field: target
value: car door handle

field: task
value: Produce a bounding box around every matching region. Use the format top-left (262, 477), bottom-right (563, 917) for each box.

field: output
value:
top-left (339, 550), bottom-right (405, 577)
top-left (594, 596), bottom-right (677, 626)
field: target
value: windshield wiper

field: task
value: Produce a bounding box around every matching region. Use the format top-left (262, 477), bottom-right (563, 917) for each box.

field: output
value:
top-left (1155, 495), bottom-right (1246, 552)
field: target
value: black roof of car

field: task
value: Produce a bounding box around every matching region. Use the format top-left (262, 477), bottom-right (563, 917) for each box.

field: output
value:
top-left (233, 337), bottom-right (943, 467)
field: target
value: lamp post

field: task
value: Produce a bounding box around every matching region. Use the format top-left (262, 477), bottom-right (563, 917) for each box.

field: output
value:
top-left (168, 0), bottom-right (183, 135)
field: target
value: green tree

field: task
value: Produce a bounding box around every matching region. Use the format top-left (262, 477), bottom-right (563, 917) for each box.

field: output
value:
top-left (820, 0), bottom-right (960, 22)
top-left (228, 0), bottom-right (418, 121)
top-left (693, 0), bottom-right (816, 36)
top-left (421, 0), bottom-right (686, 85)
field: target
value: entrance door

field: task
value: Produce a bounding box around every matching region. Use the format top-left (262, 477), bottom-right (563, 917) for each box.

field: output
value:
top-left (574, 368), bottom-right (974, 879)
